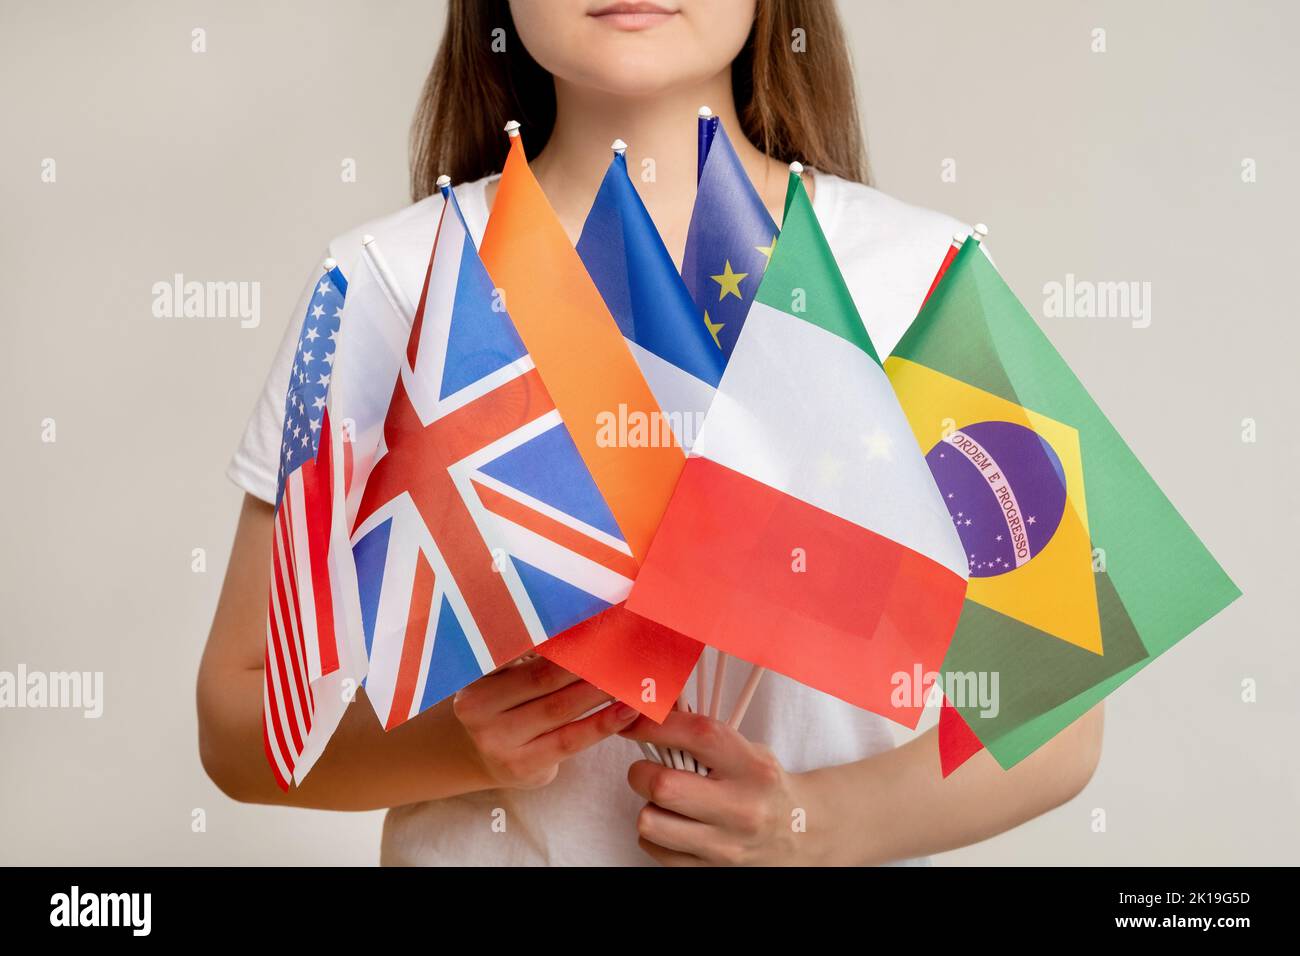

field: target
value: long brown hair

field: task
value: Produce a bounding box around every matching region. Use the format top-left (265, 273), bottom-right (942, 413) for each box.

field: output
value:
top-left (410, 0), bottom-right (868, 200)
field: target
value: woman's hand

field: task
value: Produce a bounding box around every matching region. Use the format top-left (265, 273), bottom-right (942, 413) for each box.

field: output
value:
top-left (621, 712), bottom-right (824, 866)
top-left (623, 704), bottom-right (1104, 867)
top-left (453, 654), bottom-right (641, 790)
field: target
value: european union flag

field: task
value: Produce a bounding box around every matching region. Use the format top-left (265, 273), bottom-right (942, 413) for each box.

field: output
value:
top-left (681, 114), bottom-right (779, 358)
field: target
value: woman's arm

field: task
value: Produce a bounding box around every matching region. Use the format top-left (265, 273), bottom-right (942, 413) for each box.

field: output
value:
top-left (197, 494), bottom-right (639, 811)
top-left (621, 704), bottom-right (1103, 866)
top-left (802, 707), bottom-right (1103, 865)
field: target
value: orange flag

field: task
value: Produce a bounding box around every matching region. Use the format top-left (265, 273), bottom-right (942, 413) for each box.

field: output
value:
top-left (479, 127), bottom-right (701, 721)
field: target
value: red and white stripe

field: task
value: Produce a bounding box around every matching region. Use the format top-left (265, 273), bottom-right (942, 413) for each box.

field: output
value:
top-left (262, 414), bottom-right (346, 791)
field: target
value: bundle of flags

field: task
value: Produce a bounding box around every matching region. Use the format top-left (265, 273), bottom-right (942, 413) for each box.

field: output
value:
top-left (262, 112), bottom-right (1238, 790)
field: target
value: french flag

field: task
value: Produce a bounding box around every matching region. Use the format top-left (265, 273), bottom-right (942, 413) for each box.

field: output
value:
top-left (576, 141), bottom-right (725, 451)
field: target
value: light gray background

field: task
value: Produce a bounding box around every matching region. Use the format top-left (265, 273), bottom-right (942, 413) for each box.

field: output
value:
top-left (1, 0), bottom-right (1294, 865)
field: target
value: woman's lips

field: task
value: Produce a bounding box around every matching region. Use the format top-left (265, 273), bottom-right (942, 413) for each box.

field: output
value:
top-left (588, 2), bottom-right (678, 31)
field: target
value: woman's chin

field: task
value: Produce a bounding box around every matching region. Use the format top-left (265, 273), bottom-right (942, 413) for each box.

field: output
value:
top-left (557, 56), bottom-right (722, 100)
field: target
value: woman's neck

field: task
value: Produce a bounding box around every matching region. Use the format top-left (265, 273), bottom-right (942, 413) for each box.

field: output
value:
top-left (489, 72), bottom-right (795, 263)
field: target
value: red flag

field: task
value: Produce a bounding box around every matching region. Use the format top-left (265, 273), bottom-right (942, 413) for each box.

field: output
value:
top-left (938, 697), bottom-right (984, 777)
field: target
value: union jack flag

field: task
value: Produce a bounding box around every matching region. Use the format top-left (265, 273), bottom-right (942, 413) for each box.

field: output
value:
top-left (263, 264), bottom-right (348, 789)
top-left (352, 188), bottom-right (636, 730)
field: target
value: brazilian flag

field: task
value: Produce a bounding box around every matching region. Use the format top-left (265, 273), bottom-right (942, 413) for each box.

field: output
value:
top-left (884, 239), bottom-right (1240, 769)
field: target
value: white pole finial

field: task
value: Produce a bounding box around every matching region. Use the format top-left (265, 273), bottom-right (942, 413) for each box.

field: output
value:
top-left (789, 160), bottom-right (804, 175)
top-left (361, 235), bottom-right (417, 324)
top-left (322, 257), bottom-right (337, 272)
top-left (611, 138), bottom-right (628, 155)
top-left (952, 231), bottom-right (966, 246)
top-left (698, 105), bottom-right (713, 118)
top-left (973, 223), bottom-right (989, 241)
top-left (435, 174), bottom-right (451, 189)
top-left (504, 119), bottom-right (521, 138)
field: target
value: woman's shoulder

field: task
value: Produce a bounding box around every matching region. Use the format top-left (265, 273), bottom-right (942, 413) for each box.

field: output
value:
top-left (812, 172), bottom-right (969, 256)
top-left (322, 175), bottom-right (497, 299)
top-left (812, 172), bottom-right (971, 357)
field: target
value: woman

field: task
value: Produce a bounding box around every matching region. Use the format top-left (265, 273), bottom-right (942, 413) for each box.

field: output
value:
top-left (199, 0), bottom-right (1102, 866)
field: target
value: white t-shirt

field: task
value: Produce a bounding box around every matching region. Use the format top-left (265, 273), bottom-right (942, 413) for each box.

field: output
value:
top-left (228, 171), bottom-right (968, 866)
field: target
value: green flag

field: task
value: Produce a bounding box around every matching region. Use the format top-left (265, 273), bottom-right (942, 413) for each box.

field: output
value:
top-left (884, 240), bottom-right (1240, 769)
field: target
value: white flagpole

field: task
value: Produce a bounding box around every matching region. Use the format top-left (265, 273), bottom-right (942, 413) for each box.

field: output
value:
top-left (694, 651), bottom-right (709, 717)
top-left (727, 666), bottom-right (766, 731)
top-left (674, 698), bottom-right (697, 773)
top-left (361, 234), bottom-right (417, 323)
top-left (707, 650), bottom-right (728, 719)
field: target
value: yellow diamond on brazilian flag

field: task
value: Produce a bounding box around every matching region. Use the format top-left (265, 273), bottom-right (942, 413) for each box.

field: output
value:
top-left (885, 239), bottom-right (1239, 770)
top-left (886, 357), bottom-right (1102, 655)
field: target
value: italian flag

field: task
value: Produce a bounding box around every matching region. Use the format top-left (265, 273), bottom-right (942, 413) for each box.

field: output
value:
top-left (626, 171), bottom-right (969, 725)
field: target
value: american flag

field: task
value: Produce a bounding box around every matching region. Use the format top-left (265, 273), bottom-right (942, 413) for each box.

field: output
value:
top-left (351, 188), bottom-right (636, 730)
top-left (263, 264), bottom-right (347, 790)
